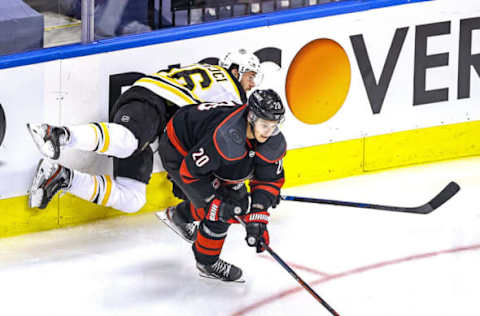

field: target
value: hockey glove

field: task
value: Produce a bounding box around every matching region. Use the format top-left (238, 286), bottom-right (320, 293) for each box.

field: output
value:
top-left (244, 211), bottom-right (270, 253)
top-left (205, 196), bottom-right (244, 223)
top-left (219, 183), bottom-right (249, 215)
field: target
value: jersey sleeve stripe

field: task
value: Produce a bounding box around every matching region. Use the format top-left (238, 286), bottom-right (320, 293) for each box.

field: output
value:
top-left (135, 78), bottom-right (199, 105)
top-left (149, 73), bottom-right (203, 101)
top-left (166, 119), bottom-right (188, 156)
top-left (180, 160), bottom-right (199, 184)
top-left (251, 184), bottom-right (280, 196)
top-left (251, 178), bottom-right (285, 188)
top-left (255, 150), bottom-right (286, 163)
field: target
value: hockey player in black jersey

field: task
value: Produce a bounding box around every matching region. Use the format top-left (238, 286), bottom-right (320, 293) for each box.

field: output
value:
top-left (157, 89), bottom-right (286, 282)
top-left (25, 49), bottom-right (261, 213)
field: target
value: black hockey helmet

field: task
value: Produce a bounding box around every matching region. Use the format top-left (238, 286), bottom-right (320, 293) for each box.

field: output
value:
top-left (247, 89), bottom-right (285, 123)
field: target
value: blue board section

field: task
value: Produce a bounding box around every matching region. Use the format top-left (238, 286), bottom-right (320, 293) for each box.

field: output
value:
top-left (0, 0), bottom-right (429, 70)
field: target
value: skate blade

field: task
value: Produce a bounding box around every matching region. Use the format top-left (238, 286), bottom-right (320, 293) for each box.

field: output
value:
top-left (26, 123), bottom-right (55, 159)
top-left (30, 159), bottom-right (47, 190)
top-left (155, 211), bottom-right (195, 244)
top-left (28, 159), bottom-right (49, 208)
top-left (198, 271), bottom-right (246, 283)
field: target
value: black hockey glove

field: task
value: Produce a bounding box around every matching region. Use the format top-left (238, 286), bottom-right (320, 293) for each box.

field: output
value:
top-left (244, 211), bottom-right (270, 253)
top-left (219, 183), bottom-right (249, 215)
top-left (205, 196), bottom-right (244, 222)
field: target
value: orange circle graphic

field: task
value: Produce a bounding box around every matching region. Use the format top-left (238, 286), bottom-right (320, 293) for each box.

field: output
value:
top-left (286, 39), bottom-right (351, 124)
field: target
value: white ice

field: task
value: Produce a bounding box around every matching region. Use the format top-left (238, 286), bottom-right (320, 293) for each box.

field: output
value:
top-left (1, 157), bottom-right (479, 316)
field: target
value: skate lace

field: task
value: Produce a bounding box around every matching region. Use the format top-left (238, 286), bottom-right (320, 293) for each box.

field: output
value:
top-left (212, 260), bottom-right (231, 277)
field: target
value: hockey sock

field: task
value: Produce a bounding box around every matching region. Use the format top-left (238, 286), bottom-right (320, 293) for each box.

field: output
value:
top-left (66, 123), bottom-right (138, 158)
top-left (193, 220), bottom-right (229, 265)
top-left (68, 171), bottom-right (146, 213)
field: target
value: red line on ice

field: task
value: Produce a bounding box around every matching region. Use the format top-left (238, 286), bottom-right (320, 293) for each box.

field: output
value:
top-left (258, 254), bottom-right (330, 276)
top-left (230, 243), bottom-right (480, 316)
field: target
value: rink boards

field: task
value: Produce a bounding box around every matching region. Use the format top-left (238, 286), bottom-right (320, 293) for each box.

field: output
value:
top-left (0, 0), bottom-right (479, 237)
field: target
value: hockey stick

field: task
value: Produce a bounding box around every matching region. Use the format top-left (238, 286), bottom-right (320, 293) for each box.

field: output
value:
top-left (281, 181), bottom-right (460, 214)
top-left (235, 216), bottom-right (340, 316)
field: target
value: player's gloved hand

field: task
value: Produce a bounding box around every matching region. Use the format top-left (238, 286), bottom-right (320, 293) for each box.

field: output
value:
top-left (220, 183), bottom-right (249, 216)
top-left (244, 211), bottom-right (270, 253)
top-left (205, 196), bottom-right (244, 222)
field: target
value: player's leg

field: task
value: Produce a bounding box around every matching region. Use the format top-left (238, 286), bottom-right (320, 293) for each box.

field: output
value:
top-left (29, 100), bottom-right (161, 212)
top-left (29, 157), bottom-right (149, 213)
top-left (66, 145), bottom-right (154, 212)
top-left (193, 220), bottom-right (243, 282)
top-left (157, 202), bottom-right (199, 243)
top-left (26, 121), bottom-right (138, 160)
top-left (156, 136), bottom-right (243, 281)
top-left (155, 133), bottom-right (202, 242)
top-left (26, 100), bottom-right (163, 160)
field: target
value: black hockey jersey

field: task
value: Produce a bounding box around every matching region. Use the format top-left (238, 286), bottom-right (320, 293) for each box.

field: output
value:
top-left (166, 101), bottom-right (286, 209)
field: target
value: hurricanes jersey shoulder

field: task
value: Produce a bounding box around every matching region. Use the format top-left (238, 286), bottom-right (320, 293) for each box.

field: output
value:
top-left (133, 63), bottom-right (244, 106)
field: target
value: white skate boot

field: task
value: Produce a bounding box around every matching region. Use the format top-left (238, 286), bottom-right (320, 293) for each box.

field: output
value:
top-left (29, 159), bottom-right (73, 209)
top-left (26, 123), bottom-right (71, 160)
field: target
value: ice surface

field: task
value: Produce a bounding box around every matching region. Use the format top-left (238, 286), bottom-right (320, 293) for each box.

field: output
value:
top-left (1, 157), bottom-right (479, 316)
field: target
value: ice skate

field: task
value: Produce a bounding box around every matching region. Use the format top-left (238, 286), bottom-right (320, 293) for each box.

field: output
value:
top-left (26, 123), bottom-right (71, 160)
top-left (29, 159), bottom-right (73, 209)
top-left (196, 259), bottom-right (244, 283)
top-left (155, 206), bottom-right (198, 243)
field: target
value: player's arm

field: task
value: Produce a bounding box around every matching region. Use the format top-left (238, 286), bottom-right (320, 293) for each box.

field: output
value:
top-left (251, 132), bottom-right (286, 210)
top-left (244, 133), bottom-right (286, 253)
top-left (243, 158), bottom-right (285, 253)
top-left (250, 159), bottom-right (285, 211)
top-left (179, 136), bottom-right (247, 222)
top-left (179, 136), bottom-right (220, 206)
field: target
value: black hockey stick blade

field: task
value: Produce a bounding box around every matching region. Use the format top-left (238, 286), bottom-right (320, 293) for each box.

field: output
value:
top-left (281, 181), bottom-right (460, 214)
top-left (421, 181), bottom-right (460, 213)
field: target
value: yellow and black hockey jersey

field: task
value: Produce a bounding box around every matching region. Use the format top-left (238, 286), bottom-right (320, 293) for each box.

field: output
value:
top-left (133, 63), bottom-right (247, 106)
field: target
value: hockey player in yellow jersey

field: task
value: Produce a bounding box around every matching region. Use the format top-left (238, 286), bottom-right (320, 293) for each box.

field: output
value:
top-left (26, 49), bottom-right (262, 213)
top-left (137, 51), bottom-right (259, 107)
